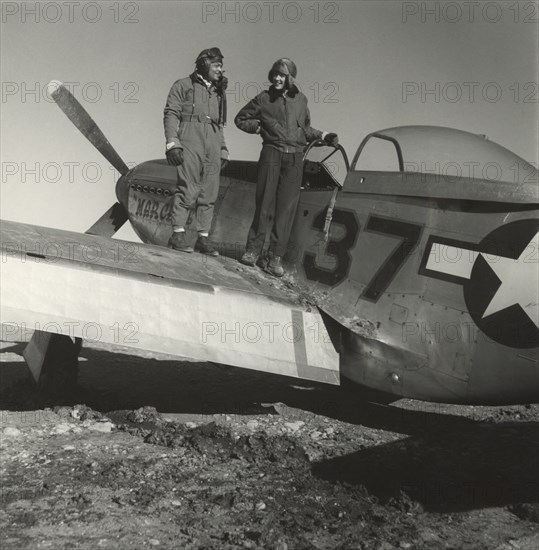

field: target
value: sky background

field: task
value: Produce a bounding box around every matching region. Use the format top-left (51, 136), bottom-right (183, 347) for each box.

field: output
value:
top-left (1, 0), bottom-right (538, 242)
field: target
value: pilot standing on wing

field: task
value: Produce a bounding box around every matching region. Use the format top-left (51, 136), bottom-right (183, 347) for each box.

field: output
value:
top-left (164, 47), bottom-right (229, 256)
top-left (235, 58), bottom-right (338, 277)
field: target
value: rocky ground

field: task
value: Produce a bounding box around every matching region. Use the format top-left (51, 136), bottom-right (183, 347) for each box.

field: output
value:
top-left (1, 340), bottom-right (538, 549)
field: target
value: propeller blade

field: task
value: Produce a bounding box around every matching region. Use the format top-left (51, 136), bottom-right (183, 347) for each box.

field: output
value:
top-left (47, 80), bottom-right (130, 175)
top-left (86, 202), bottom-right (129, 237)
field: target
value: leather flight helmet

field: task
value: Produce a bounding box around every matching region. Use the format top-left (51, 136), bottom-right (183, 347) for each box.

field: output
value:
top-left (195, 47), bottom-right (224, 76)
top-left (267, 58), bottom-right (297, 87)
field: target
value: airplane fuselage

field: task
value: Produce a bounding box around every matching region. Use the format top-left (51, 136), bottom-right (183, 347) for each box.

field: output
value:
top-left (115, 143), bottom-right (539, 405)
top-left (21, 83), bottom-right (536, 404)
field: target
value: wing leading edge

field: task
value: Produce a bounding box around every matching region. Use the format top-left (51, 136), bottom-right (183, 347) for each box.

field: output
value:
top-left (1, 220), bottom-right (339, 385)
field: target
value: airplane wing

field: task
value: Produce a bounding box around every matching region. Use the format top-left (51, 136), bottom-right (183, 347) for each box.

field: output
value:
top-left (0, 220), bottom-right (339, 385)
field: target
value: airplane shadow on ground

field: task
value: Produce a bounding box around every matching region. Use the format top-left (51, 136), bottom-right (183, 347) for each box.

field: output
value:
top-left (2, 342), bottom-right (538, 514)
top-left (313, 422), bottom-right (539, 513)
top-left (1, 343), bottom-right (475, 433)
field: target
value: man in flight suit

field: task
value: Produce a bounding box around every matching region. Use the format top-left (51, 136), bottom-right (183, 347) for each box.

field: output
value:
top-left (164, 47), bottom-right (229, 256)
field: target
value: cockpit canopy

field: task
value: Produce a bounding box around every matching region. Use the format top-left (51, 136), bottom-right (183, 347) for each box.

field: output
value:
top-left (352, 126), bottom-right (538, 186)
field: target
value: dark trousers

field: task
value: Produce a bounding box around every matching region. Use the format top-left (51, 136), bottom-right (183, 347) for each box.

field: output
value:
top-left (246, 146), bottom-right (303, 257)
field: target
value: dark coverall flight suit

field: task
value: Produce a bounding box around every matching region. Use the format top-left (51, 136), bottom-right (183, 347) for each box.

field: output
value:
top-left (164, 74), bottom-right (227, 233)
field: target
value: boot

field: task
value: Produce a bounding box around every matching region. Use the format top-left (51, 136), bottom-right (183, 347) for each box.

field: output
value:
top-left (266, 255), bottom-right (284, 277)
top-left (256, 250), bottom-right (270, 269)
top-left (168, 232), bottom-right (193, 253)
top-left (240, 250), bottom-right (258, 266)
top-left (195, 235), bottom-right (219, 257)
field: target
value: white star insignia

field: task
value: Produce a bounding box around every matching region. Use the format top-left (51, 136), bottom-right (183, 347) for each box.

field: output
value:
top-left (481, 232), bottom-right (539, 329)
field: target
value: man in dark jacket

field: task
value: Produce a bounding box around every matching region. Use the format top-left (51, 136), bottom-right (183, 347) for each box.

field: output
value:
top-left (235, 58), bottom-right (338, 276)
top-left (164, 47), bottom-right (229, 256)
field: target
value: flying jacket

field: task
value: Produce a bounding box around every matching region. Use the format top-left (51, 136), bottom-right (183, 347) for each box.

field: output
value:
top-left (164, 73), bottom-right (227, 155)
top-left (234, 85), bottom-right (323, 153)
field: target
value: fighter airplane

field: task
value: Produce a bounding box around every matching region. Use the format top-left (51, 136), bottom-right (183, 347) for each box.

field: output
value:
top-left (1, 81), bottom-right (538, 405)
